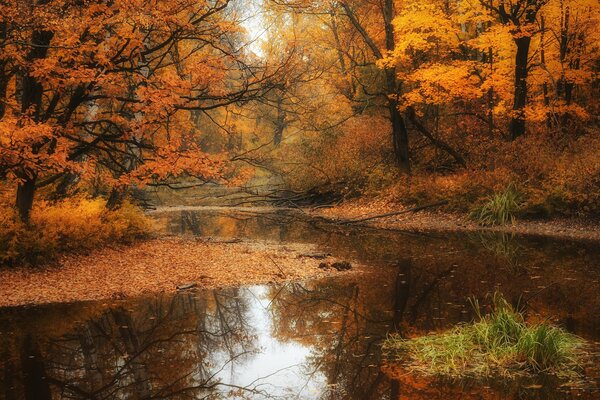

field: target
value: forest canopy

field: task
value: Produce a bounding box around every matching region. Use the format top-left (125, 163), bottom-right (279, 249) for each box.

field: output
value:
top-left (1, 0), bottom-right (599, 225)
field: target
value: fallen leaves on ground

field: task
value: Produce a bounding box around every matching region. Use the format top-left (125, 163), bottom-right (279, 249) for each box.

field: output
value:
top-left (310, 200), bottom-right (600, 241)
top-left (0, 237), bottom-right (356, 307)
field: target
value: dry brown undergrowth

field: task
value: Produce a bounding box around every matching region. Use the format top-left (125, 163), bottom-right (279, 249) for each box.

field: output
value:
top-left (310, 200), bottom-right (600, 241)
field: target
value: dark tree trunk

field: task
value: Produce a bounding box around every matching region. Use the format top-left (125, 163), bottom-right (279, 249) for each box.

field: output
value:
top-left (0, 21), bottom-right (6, 119)
top-left (382, 0), bottom-right (410, 173)
top-left (509, 36), bottom-right (531, 140)
top-left (51, 172), bottom-right (79, 200)
top-left (106, 187), bottom-right (126, 210)
top-left (14, 19), bottom-right (54, 222)
top-left (273, 95), bottom-right (286, 146)
top-left (389, 98), bottom-right (410, 173)
top-left (0, 75), bottom-right (8, 119)
top-left (16, 175), bottom-right (37, 222)
top-left (341, 0), bottom-right (411, 172)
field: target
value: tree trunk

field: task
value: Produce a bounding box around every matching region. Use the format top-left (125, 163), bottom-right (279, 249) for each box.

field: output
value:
top-left (340, 0), bottom-right (411, 172)
top-left (382, 0), bottom-right (411, 173)
top-left (0, 68), bottom-right (7, 119)
top-left (509, 36), bottom-right (531, 140)
top-left (16, 175), bottom-right (37, 222)
top-left (273, 95), bottom-right (286, 146)
top-left (14, 15), bottom-right (54, 222)
top-left (406, 107), bottom-right (466, 167)
top-left (106, 187), bottom-right (126, 210)
top-left (389, 99), bottom-right (411, 173)
top-left (0, 21), bottom-right (6, 119)
top-left (51, 172), bottom-right (79, 200)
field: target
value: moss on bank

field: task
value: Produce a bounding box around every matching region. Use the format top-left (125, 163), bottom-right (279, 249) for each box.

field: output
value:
top-left (383, 294), bottom-right (586, 380)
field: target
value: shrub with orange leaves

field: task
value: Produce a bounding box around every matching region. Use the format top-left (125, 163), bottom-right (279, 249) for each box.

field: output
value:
top-left (282, 114), bottom-right (396, 197)
top-left (379, 132), bottom-right (599, 217)
top-left (385, 168), bottom-right (515, 212)
top-left (0, 198), bottom-right (152, 267)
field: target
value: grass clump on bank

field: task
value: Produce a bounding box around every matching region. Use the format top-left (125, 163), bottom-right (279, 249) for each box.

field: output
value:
top-left (0, 198), bottom-right (152, 267)
top-left (470, 184), bottom-right (522, 226)
top-left (383, 294), bottom-right (586, 379)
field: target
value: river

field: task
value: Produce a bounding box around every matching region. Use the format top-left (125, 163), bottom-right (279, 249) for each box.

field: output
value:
top-left (1, 207), bottom-right (598, 399)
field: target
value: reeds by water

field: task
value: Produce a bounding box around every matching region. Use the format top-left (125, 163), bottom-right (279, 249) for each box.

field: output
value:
top-left (383, 293), bottom-right (586, 379)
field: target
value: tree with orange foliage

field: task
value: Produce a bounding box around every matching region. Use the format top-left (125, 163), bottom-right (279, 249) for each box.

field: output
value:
top-left (0, 0), bottom-right (283, 221)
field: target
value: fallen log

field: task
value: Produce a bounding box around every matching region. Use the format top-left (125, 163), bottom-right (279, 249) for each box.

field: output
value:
top-left (337, 200), bottom-right (449, 225)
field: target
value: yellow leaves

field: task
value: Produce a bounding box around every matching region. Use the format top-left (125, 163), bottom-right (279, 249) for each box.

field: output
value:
top-left (401, 61), bottom-right (483, 107)
top-left (0, 198), bottom-right (151, 266)
top-left (390, 0), bottom-right (460, 63)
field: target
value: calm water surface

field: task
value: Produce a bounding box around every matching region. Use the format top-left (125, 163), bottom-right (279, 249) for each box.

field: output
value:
top-left (1, 208), bottom-right (599, 399)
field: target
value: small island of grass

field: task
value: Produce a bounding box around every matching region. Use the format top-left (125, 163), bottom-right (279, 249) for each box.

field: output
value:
top-left (383, 294), bottom-right (587, 380)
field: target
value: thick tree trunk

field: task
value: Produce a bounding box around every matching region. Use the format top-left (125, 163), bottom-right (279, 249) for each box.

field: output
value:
top-left (509, 36), bottom-right (531, 140)
top-left (382, 0), bottom-right (411, 173)
top-left (16, 175), bottom-right (37, 222)
top-left (14, 17), bottom-right (54, 222)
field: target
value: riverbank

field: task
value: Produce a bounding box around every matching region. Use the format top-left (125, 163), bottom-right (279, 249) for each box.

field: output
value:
top-left (308, 200), bottom-right (600, 242)
top-left (0, 237), bottom-right (356, 307)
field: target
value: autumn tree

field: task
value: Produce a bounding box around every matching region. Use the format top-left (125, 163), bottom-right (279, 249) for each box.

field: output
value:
top-left (0, 0), bottom-right (284, 221)
top-left (534, 0), bottom-right (600, 134)
top-left (479, 0), bottom-right (548, 140)
top-left (336, 0), bottom-right (411, 172)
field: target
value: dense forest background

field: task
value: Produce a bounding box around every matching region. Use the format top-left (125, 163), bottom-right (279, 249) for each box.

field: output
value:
top-left (1, 0), bottom-right (599, 263)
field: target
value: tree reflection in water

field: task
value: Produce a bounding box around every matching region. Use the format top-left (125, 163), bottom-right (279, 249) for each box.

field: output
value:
top-left (1, 273), bottom-right (598, 399)
top-left (1, 288), bottom-right (264, 399)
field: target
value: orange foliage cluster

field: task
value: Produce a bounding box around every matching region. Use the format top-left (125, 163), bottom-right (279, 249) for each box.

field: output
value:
top-left (261, 0), bottom-right (599, 217)
top-left (1, 0), bottom-right (598, 224)
top-left (284, 115), bottom-right (393, 193)
top-left (0, 0), bottom-right (269, 221)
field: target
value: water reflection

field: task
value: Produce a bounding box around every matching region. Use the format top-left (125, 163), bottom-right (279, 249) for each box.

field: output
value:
top-left (0, 208), bottom-right (598, 399)
top-left (155, 209), bottom-right (600, 338)
top-left (1, 288), bottom-right (262, 399)
top-left (2, 277), bottom-right (598, 399)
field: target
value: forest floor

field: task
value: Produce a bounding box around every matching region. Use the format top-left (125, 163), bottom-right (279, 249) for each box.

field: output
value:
top-left (0, 237), bottom-right (357, 307)
top-left (309, 199), bottom-right (600, 242)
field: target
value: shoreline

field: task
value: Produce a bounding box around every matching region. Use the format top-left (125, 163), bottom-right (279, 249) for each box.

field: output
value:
top-left (307, 200), bottom-right (600, 242)
top-left (0, 237), bottom-right (357, 308)
top-left (2, 203), bottom-right (597, 308)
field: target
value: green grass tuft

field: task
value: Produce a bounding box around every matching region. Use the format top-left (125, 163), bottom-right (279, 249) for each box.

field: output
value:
top-left (471, 184), bottom-right (522, 226)
top-left (383, 293), bottom-right (586, 379)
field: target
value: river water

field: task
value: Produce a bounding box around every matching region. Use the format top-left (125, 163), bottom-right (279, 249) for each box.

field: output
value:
top-left (1, 208), bottom-right (599, 399)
